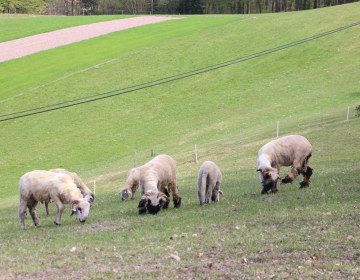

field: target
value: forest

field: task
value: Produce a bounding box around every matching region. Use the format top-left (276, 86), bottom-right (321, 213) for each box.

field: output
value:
top-left (1, 0), bottom-right (359, 22)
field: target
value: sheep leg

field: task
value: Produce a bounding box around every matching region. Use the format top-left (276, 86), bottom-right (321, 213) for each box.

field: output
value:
top-left (169, 182), bottom-right (181, 208)
top-left (19, 198), bottom-right (28, 230)
top-left (211, 181), bottom-right (221, 202)
top-left (280, 167), bottom-right (298, 185)
top-left (205, 181), bottom-right (215, 204)
top-left (45, 201), bottom-right (50, 216)
top-left (300, 166), bottom-right (313, 188)
top-left (198, 173), bottom-right (207, 206)
top-left (138, 198), bottom-right (148, 214)
top-left (52, 197), bottom-right (65, 226)
top-left (130, 184), bottom-right (138, 200)
top-left (159, 185), bottom-right (170, 209)
top-left (28, 199), bottom-right (41, 227)
top-left (270, 180), bottom-right (279, 193)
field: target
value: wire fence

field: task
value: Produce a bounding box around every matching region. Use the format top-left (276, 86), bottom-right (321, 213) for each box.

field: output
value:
top-left (2, 105), bottom-right (357, 209)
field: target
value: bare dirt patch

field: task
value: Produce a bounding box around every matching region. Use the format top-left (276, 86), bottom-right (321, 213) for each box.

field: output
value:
top-left (79, 224), bottom-right (118, 233)
top-left (0, 16), bottom-right (181, 63)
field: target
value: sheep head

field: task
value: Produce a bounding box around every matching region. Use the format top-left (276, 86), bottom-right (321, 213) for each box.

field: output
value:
top-left (70, 199), bottom-right (90, 223)
top-left (120, 188), bottom-right (132, 201)
top-left (138, 192), bottom-right (170, 215)
top-left (211, 189), bottom-right (223, 202)
top-left (257, 168), bottom-right (279, 194)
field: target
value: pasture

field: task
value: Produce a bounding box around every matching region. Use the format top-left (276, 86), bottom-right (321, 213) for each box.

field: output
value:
top-left (0, 3), bottom-right (360, 279)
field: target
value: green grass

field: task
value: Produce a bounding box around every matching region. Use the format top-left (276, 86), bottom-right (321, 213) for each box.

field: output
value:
top-left (1, 3), bottom-right (360, 278)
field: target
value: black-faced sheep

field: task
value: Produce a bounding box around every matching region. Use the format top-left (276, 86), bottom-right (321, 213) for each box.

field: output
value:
top-left (119, 166), bottom-right (142, 201)
top-left (18, 170), bottom-right (91, 229)
top-left (257, 135), bottom-right (313, 194)
top-left (138, 154), bottom-right (181, 214)
top-left (197, 161), bottom-right (223, 205)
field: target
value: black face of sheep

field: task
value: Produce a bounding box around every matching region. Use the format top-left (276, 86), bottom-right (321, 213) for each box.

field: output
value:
top-left (146, 200), bottom-right (162, 215)
top-left (138, 193), bottom-right (169, 215)
top-left (257, 169), bottom-right (279, 194)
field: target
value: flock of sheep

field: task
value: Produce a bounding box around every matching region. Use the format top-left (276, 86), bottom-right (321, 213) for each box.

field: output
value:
top-left (18, 134), bottom-right (313, 229)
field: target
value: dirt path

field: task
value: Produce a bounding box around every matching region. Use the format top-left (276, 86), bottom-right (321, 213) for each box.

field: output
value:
top-left (0, 16), bottom-right (181, 63)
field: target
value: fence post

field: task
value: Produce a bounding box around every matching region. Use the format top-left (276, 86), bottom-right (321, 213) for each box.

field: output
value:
top-left (347, 106), bottom-right (350, 120)
top-left (195, 144), bottom-right (198, 163)
top-left (277, 121), bottom-right (279, 137)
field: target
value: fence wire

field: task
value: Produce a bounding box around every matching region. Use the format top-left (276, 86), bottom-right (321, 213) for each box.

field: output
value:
top-left (1, 106), bottom-right (357, 208)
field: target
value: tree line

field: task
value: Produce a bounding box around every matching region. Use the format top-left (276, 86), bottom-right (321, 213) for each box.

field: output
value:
top-left (1, 0), bottom-right (358, 16)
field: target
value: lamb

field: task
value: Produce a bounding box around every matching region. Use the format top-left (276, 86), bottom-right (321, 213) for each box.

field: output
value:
top-left (197, 161), bottom-right (223, 205)
top-left (138, 154), bottom-right (181, 214)
top-left (18, 170), bottom-right (91, 229)
top-left (257, 135), bottom-right (313, 194)
top-left (119, 166), bottom-right (142, 201)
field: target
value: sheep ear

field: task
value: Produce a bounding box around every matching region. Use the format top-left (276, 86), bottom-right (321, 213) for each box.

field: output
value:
top-left (219, 190), bottom-right (224, 196)
top-left (70, 200), bottom-right (80, 212)
top-left (159, 195), bottom-right (170, 207)
top-left (256, 169), bottom-right (262, 172)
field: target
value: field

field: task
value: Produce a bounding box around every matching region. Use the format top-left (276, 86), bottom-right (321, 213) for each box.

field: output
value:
top-left (0, 3), bottom-right (360, 279)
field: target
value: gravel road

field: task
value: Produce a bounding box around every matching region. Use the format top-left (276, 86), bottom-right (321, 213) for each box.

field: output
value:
top-left (0, 16), bottom-right (180, 63)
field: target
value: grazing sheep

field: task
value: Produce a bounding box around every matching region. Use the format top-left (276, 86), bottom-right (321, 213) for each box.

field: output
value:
top-left (18, 170), bottom-right (91, 229)
top-left (197, 161), bottom-right (223, 205)
top-left (138, 154), bottom-right (181, 214)
top-left (49, 169), bottom-right (94, 205)
top-left (42, 168), bottom-right (94, 215)
top-left (119, 166), bottom-right (142, 201)
top-left (257, 135), bottom-right (313, 194)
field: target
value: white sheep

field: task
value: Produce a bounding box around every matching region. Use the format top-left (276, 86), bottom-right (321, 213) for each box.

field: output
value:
top-left (257, 135), bottom-right (313, 194)
top-left (119, 166), bottom-right (142, 201)
top-left (138, 154), bottom-right (181, 214)
top-left (18, 170), bottom-right (91, 229)
top-left (49, 168), bottom-right (94, 205)
top-left (197, 161), bottom-right (223, 205)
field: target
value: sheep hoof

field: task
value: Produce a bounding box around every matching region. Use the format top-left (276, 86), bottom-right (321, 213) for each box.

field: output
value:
top-left (54, 222), bottom-right (61, 226)
top-left (299, 181), bottom-right (310, 188)
top-left (281, 177), bottom-right (292, 185)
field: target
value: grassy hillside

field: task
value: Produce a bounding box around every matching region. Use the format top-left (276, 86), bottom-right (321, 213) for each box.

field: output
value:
top-left (0, 3), bottom-right (360, 278)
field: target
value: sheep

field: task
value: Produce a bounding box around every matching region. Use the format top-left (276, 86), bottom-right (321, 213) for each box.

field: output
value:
top-left (138, 154), bottom-right (181, 214)
top-left (49, 168), bottom-right (94, 205)
top-left (40, 168), bottom-right (94, 216)
top-left (197, 161), bottom-right (223, 205)
top-left (119, 166), bottom-right (142, 201)
top-left (257, 135), bottom-right (313, 194)
top-left (18, 170), bottom-right (91, 229)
